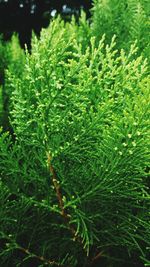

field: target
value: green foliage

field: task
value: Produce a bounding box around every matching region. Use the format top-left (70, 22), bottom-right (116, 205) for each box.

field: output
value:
top-left (0, 85), bottom-right (2, 122)
top-left (91, 0), bottom-right (150, 60)
top-left (0, 16), bottom-right (149, 267)
top-left (0, 36), bottom-right (10, 85)
top-left (0, 36), bottom-right (11, 125)
top-left (0, 34), bottom-right (25, 130)
top-left (0, 34), bottom-right (24, 85)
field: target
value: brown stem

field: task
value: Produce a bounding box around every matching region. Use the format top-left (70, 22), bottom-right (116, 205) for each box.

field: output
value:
top-left (3, 234), bottom-right (62, 267)
top-left (18, 246), bottom-right (62, 266)
top-left (89, 250), bottom-right (104, 266)
top-left (47, 152), bottom-right (67, 219)
top-left (46, 152), bottom-right (104, 265)
top-left (46, 152), bottom-right (83, 245)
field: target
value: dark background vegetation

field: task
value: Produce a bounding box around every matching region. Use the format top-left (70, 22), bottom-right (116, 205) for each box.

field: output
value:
top-left (0, 0), bottom-right (92, 47)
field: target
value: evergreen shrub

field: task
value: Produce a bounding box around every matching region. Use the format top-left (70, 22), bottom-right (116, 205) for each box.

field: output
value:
top-left (0, 16), bottom-right (150, 267)
top-left (91, 0), bottom-right (150, 61)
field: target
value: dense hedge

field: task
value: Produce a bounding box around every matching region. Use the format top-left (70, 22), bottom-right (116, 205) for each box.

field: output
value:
top-left (0, 1), bottom-right (150, 267)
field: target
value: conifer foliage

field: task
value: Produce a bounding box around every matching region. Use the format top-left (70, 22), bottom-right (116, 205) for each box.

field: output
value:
top-left (0, 34), bottom-right (25, 130)
top-left (91, 0), bottom-right (150, 60)
top-left (0, 8), bottom-right (150, 267)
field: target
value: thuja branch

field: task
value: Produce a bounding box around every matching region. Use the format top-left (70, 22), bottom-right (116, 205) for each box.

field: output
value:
top-left (18, 246), bottom-right (62, 266)
top-left (88, 250), bottom-right (105, 267)
top-left (46, 152), bottom-right (105, 266)
top-left (46, 152), bottom-right (69, 221)
top-left (46, 152), bottom-right (85, 247)
top-left (1, 233), bottom-right (63, 266)
top-left (46, 152), bottom-right (104, 263)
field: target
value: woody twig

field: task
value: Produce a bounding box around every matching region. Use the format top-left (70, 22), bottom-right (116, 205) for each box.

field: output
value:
top-left (46, 152), bottom-right (84, 245)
